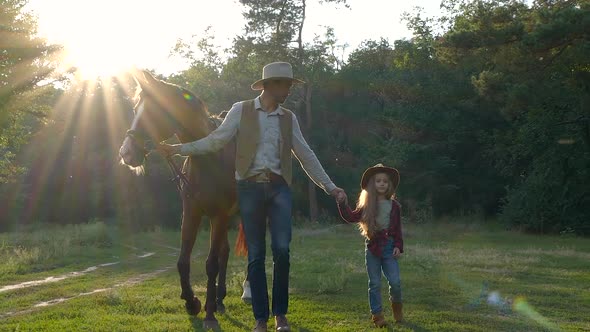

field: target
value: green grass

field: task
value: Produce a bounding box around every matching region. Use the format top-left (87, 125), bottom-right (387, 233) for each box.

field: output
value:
top-left (0, 220), bottom-right (589, 331)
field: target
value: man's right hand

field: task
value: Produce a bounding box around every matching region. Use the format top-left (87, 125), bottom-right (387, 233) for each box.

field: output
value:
top-left (156, 143), bottom-right (181, 156)
top-left (330, 187), bottom-right (347, 204)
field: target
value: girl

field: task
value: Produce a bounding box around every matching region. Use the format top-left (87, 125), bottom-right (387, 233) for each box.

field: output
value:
top-left (337, 163), bottom-right (404, 328)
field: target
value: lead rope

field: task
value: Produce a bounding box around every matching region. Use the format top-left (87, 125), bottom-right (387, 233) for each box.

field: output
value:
top-left (152, 116), bottom-right (221, 199)
top-left (145, 140), bottom-right (194, 198)
top-left (164, 155), bottom-right (193, 198)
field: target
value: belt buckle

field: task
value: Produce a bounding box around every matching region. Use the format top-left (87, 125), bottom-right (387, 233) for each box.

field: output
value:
top-left (255, 172), bottom-right (271, 183)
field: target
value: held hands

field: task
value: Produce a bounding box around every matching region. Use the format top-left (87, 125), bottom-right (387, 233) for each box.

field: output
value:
top-left (156, 143), bottom-right (181, 156)
top-left (330, 187), bottom-right (347, 204)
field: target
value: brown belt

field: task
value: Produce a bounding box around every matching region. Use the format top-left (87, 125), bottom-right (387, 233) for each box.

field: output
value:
top-left (243, 172), bottom-right (285, 184)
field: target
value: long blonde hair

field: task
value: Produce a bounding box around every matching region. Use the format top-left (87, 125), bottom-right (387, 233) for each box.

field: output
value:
top-left (356, 173), bottom-right (395, 240)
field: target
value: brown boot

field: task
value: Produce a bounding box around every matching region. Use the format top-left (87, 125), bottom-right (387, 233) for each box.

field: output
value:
top-left (392, 302), bottom-right (403, 323)
top-left (371, 312), bottom-right (387, 328)
top-left (253, 319), bottom-right (268, 332)
top-left (275, 315), bottom-right (290, 331)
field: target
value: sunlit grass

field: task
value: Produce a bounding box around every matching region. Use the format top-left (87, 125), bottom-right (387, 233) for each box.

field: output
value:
top-left (0, 219), bottom-right (588, 331)
top-left (0, 221), bottom-right (113, 277)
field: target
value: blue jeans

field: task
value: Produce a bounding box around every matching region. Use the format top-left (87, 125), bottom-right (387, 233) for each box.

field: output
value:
top-left (365, 239), bottom-right (402, 314)
top-left (237, 179), bottom-right (292, 321)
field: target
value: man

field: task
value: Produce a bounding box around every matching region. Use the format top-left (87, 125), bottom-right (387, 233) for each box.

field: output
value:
top-left (158, 62), bottom-right (346, 332)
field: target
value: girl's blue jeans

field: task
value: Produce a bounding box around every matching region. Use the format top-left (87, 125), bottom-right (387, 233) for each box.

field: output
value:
top-left (365, 238), bottom-right (403, 314)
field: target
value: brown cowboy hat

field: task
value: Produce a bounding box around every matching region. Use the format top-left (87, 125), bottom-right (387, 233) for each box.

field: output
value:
top-left (360, 163), bottom-right (400, 190)
top-left (251, 62), bottom-right (305, 90)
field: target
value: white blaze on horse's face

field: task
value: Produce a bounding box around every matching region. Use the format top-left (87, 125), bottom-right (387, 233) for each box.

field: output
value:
top-left (119, 101), bottom-right (145, 167)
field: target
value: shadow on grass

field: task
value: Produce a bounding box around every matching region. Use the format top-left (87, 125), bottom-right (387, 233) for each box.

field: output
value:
top-left (188, 313), bottom-right (250, 331)
top-left (400, 322), bottom-right (432, 332)
top-left (188, 316), bottom-right (201, 330)
top-left (219, 312), bottom-right (251, 331)
top-left (291, 321), bottom-right (432, 332)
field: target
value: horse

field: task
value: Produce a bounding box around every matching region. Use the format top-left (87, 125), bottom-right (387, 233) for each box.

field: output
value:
top-left (118, 69), bottom-right (247, 329)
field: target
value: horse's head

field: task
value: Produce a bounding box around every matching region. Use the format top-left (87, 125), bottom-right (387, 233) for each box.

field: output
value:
top-left (119, 69), bottom-right (210, 168)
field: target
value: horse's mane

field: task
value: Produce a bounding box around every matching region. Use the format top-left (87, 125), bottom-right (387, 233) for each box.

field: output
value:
top-left (175, 85), bottom-right (210, 117)
top-left (134, 79), bottom-right (210, 119)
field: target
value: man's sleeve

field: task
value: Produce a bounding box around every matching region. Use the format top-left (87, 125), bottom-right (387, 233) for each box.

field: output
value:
top-left (179, 102), bottom-right (241, 156)
top-left (291, 113), bottom-right (337, 194)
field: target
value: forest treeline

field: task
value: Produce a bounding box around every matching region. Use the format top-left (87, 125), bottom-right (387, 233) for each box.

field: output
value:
top-left (1, 0), bottom-right (588, 234)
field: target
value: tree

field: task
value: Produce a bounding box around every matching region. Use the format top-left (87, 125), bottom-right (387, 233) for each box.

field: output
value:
top-left (169, 28), bottom-right (231, 114)
top-left (434, 0), bottom-right (590, 232)
top-left (0, 0), bottom-right (62, 183)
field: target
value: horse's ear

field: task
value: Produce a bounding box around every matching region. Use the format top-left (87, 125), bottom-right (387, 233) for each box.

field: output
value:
top-left (131, 68), bottom-right (159, 88)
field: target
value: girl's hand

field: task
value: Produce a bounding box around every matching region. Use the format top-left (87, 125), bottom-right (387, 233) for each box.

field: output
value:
top-left (393, 247), bottom-right (401, 258)
top-left (331, 187), bottom-right (347, 204)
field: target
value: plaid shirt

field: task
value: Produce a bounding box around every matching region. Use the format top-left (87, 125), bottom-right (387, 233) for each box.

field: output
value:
top-left (338, 200), bottom-right (403, 257)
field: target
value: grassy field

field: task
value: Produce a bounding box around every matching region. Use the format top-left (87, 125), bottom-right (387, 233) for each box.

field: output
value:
top-left (0, 220), bottom-right (588, 331)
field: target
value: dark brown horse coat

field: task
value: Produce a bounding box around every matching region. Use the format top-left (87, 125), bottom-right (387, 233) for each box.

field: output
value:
top-left (119, 69), bottom-right (246, 330)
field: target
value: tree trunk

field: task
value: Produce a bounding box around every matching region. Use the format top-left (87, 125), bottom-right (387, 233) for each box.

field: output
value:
top-left (275, 0), bottom-right (287, 39)
top-left (297, 0), bottom-right (306, 61)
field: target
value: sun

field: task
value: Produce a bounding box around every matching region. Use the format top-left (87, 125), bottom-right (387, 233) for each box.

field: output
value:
top-left (59, 41), bottom-right (135, 80)
top-left (30, 0), bottom-right (154, 80)
top-left (28, 0), bottom-right (248, 80)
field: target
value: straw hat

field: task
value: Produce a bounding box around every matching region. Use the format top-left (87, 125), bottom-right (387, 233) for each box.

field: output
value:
top-left (251, 62), bottom-right (305, 90)
top-left (360, 163), bottom-right (400, 190)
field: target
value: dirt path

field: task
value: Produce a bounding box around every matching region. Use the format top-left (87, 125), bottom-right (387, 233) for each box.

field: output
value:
top-left (0, 243), bottom-right (183, 320)
top-left (0, 266), bottom-right (173, 320)
top-left (0, 253), bottom-right (155, 293)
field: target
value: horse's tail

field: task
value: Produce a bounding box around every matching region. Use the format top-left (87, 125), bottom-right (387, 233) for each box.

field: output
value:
top-left (234, 221), bottom-right (248, 257)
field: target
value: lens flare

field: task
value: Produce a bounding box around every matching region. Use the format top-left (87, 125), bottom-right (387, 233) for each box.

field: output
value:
top-left (183, 93), bottom-right (193, 101)
top-left (487, 291), bottom-right (502, 305)
top-left (513, 296), bottom-right (559, 331)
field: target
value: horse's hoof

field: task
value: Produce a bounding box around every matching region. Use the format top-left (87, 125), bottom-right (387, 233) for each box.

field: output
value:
top-left (216, 301), bottom-right (226, 314)
top-left (184, 296), bottom-right (201, 315)
top-left (203, 318), bottom-right (220, 330)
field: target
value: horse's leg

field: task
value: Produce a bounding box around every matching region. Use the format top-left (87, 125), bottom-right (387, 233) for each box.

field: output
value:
top-left (215, 221), bottom-right (230, 314)
top-left (202, 214), bottom-right (229, 328)
top-left (177, 199), bottom-right (202, 315)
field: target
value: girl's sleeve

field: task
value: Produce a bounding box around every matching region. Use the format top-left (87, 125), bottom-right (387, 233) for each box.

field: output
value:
top-left (392, 201), bottom-right (403, 253)
top-left (337, 202), bottom-right (362, 223)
